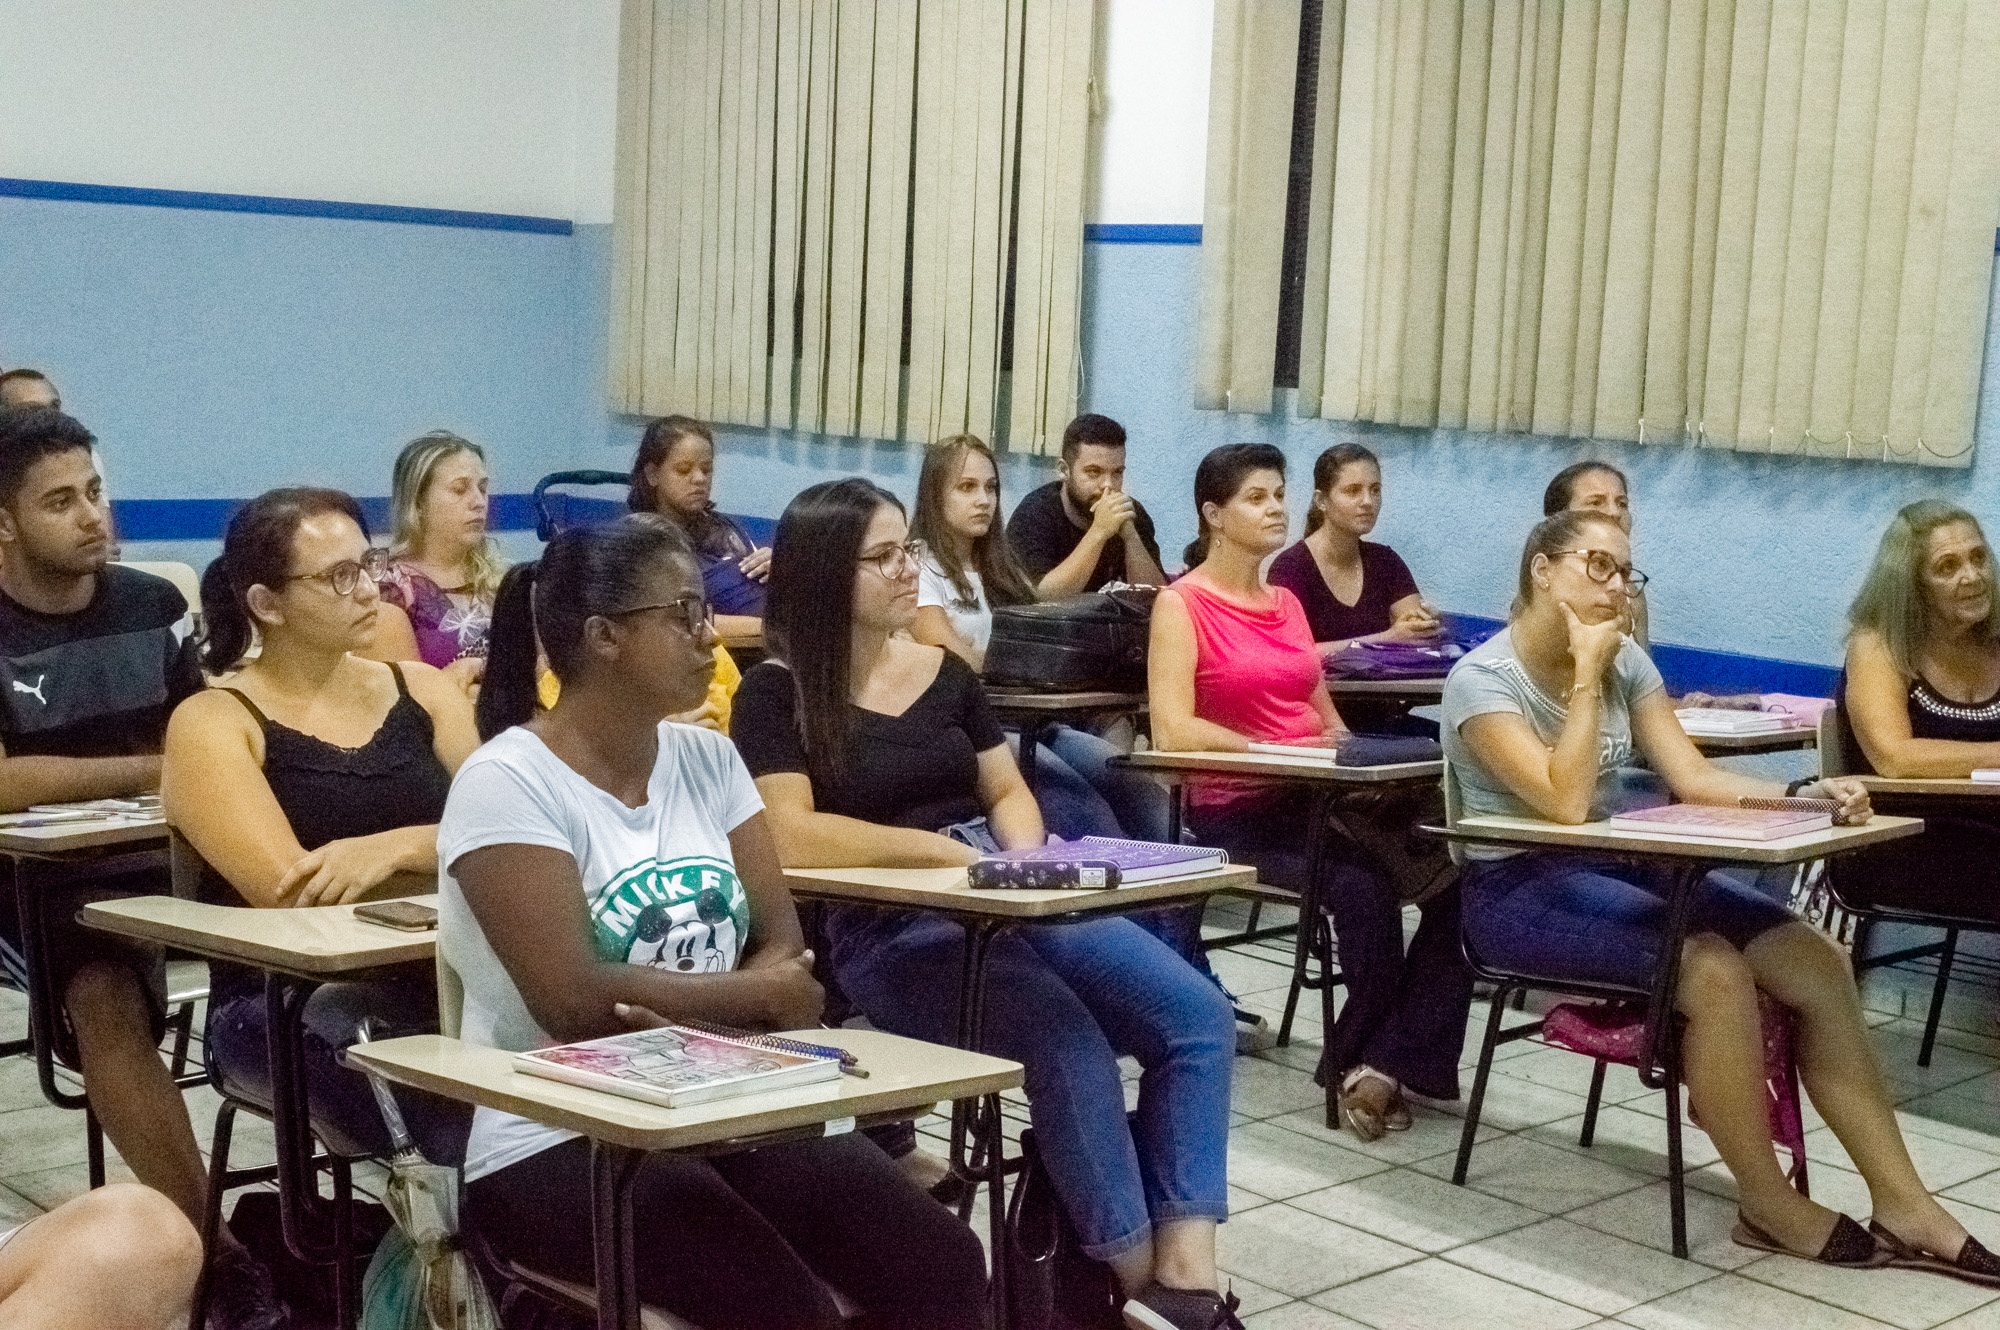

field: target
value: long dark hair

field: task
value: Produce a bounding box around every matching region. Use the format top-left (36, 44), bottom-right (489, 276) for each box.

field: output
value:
top-left (910, 434), bottom-right (1034, 610)
top-left (764, 478), bottom-right (904, 784)
top-left (1184, 443), bottom-right (1287, 568)
top-left (1303, 442), bottom-right (1379, 536)
top-left (477, 513), bottom-right (697, 740)
top-left (1512, 509), bottom-right (1626, 618)
top-left (1543, 460), bottom-right (1627, 516)
top-left (200, 488), bottom-right (369, 673)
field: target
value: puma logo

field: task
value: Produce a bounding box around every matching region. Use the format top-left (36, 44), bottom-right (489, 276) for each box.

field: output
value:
top-left (10, 676), bottom-right (45, 705)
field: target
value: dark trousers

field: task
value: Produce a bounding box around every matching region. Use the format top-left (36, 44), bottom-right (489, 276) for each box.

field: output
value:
top-left (465, 1132), bottom-right (987, 1330)
top-left (1192, 789), bottom-right (1471, 1100)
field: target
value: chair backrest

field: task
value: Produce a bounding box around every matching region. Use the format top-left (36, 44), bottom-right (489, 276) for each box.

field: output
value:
top-left (1440, 753), bottom-right (1467, 868)
top-left (116, 561), bottom-right (202, 621)
top-left (436, 949), bottom-right (464, 1039)
top-left (1818, 704), bottom-right (1856, 779)
top-left (168, 827), bottom-right (205, 901)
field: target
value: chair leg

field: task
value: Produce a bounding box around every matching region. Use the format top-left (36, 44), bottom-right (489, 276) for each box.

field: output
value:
top-left (331, 1156), bottom-right (358, 1330)
top-left (1277, 894), bottom-right (1320, 1049)
top-left (1919, 928), bottom-right (1959, 1069)
top-left (1579, 1059), bottom-right (1608, 1148)
top-left (167, 1001), bottom-right (196, 1081)
top-left (191, 1101), bottom-right (238, 1330)
top-left (1664, 1060), bottom-right (1688, 1260)
top-left (85, 1106), bottom-right (105, 1189)
top-left (1453, 987), bottom-right (1511, 1186)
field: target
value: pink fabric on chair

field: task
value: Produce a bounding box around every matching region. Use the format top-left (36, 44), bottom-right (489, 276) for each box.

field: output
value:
top-left (1542, 993), bottom-right (1807, 1183)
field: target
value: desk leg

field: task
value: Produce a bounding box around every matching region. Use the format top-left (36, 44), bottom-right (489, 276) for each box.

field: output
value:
top-left (1015, 720), bottom-right (1046, 794)
top-left (262, 969), bottom-right (361, 1329)
top-left (944, 920), bottom-right (1012, 1325)
top-left (590, 1141), bottom-right (644, 1330)
top-left (13, 859), bottom-right (86, 1115)
top-left (1278, 791), bottom-right (1336, 1049)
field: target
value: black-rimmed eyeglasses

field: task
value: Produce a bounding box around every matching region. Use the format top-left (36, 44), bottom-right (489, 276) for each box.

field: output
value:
top-left (1551, 549), bottom-right (1649, 594)
top-left (285, 547), bottom-right (390, 597)
top-left (608, 596), bottom-right (716, 637)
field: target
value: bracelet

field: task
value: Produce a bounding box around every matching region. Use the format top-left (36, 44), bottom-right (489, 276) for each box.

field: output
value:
top-left (1785, 778), bottom-right (1813, 798)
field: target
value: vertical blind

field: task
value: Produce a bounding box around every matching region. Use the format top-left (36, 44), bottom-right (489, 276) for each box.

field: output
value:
top-left (1200, 0), bottom-right (2000, 467)
top-left (611, 0), bottom-right (1094, 455)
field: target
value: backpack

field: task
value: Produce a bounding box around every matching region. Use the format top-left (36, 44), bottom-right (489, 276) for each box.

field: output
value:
top-left (1006, 1126), bottom-right (1124, 1330)
top-left (984, 589), bottom-right (1157, 692)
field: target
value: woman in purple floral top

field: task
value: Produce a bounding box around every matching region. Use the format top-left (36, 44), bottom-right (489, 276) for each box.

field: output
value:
top-left (371, 431), bottom-right (500, 692)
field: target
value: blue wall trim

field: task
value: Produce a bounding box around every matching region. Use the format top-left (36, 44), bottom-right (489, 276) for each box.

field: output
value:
top-left (0, 178), bottom-right (573, 235)
top-left (1085, 223), bottom-right (1202, 245)
top-left (107, 495), bottom-right (787, 545)
top-left (1440, 613), bottom-right (1841, 700)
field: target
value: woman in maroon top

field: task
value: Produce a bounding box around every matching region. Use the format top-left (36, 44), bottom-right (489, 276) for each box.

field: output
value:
top-left (1267, 443), bottom-right (1438, 655)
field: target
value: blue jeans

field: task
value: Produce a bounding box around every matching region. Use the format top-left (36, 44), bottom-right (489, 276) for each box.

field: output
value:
top-left (1012, 726), bottom-right (1172, 844)
top-left (827, 908), bottom-right (1233, 1260)
top-left (1461, 853), bottom-right (1797, 991)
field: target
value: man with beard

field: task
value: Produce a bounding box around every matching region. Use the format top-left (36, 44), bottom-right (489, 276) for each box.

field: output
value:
top-left (1007, 413), bottom-right (1167, 595)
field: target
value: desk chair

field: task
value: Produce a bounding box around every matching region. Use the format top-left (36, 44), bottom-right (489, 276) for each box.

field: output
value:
top-left (1440, 759), bottom-right (1711, 1258)
top-left (1816, 708), bottom-right (2000, 1067)
top-left (114, 560), bottom-right (202, 625)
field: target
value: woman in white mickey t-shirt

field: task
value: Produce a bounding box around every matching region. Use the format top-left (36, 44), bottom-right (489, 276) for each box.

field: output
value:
top-left (444, 514), bottom-right (985, 1330)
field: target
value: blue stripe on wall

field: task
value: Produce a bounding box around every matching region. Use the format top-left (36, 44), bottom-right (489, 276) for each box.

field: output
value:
top-left (1441, 613), bottom-right (1841, 700)
top-left (109, 494), bottom-right (787, 547)
top-left (0, 178), bottom-right (573, 235)
top-left (1085, 223), bottom-right (1202, 245)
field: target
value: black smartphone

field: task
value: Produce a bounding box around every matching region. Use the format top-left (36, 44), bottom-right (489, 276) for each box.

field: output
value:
top-left (353, 901), bottom-right (439, 932)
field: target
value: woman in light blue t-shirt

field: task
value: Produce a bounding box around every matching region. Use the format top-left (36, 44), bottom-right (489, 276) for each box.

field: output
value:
top-left (441, 514), bottom-right (985, 1330)
top-left (1443, 509), bottom-right (1994, 1284)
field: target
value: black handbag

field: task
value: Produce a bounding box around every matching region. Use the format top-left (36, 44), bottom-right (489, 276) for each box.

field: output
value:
top-left (983, 589), bottom-right (1157, 692)
top-left (1006, 1126), bottom-right (1124, 1330)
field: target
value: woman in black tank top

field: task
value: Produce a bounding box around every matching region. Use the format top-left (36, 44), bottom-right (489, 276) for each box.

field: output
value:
top-left (1839, 501), bottom-right (2000, 921)
top-left (163, 488), bottom-right (481, 1159)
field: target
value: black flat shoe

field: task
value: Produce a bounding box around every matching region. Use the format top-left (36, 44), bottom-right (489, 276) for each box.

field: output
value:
top-left (1869, 1221), bottom-right (2000, 1288)
top-left (1732, 1212), bottom-right (1889, 1268)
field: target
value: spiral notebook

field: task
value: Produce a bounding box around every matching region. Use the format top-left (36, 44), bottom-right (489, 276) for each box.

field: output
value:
top-left (514, 1023), bottom-right (843, 1109)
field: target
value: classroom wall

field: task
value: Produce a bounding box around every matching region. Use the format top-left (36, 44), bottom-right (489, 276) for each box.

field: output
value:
top-left (3, 0), bottom-right (1996, 678)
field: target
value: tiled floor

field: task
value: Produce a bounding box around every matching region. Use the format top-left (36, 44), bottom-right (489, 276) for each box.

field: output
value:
top-left (4, 903), bottom-right (2000, 1328)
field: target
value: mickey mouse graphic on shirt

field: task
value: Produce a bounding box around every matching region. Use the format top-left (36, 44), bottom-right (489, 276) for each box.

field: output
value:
top-left (589, 856), bottom-right (748, 974)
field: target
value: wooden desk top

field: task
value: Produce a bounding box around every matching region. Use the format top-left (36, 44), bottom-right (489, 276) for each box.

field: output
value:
top-left (0, 815), bottom-right (167, 856)
top-left (782, 863), bottom-right (1256, 917)
top-left (1118, 750), bottom-right (1442, 784)
top-left (347, 1028), bottom-right (1023, 1153)
top-left (81, 895), bottom-right (438, 978)
top-left (719, 629), bottom-right (764, 651)
top-left (1450, 813), bottom-right (1923, 864)
top-left (1326, 677), bottom-right (1447, 698)
top-left (983, 688), bottom-right (1148, 712)
top-left (1855, 776), bottom-right (2000, 798)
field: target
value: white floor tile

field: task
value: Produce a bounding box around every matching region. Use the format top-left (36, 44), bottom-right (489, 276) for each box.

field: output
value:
top-left (1804, 1125), bottom-right (2000, 1191)
top-left (1618, 1272), bottom-right (1897, 1330)
top-left (1566, 1180), bottom-right (1764, 1271)
top-left (1241, 1301), bottom-right (1372, 1329)
top-left (1232, 1057), bottom-right (1332, 1121)
top-left (1214, 1202), bottom-right (1421, 1298)
top-left (1311, 1257), bottom-right (1602, 1330)
top-left (1412, 1135), bottom-right (1652, 1216)
top-left (1228, 1120), bottom-right (1390, 1201)
top-left (1219, 1272), bottom-right (1292, 1318)
top-left (1522, 1105), bottom-right (1723, 1180)
top-left (1289, 1168), bottom-right (1542, 1254)
top-left (1443, 1217), bottom-right (1721, 1315)
top-left (1737, 1251), bottom-right (2000, 1330)
top-left (1490, 1047), bottom-right (1656, 1105)
top-left (1427, 1071), bottom-right (1596, 1132)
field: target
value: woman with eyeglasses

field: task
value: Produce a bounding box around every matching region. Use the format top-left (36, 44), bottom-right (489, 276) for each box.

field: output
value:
top-left (1444, 510), bottom-right (1995, 1279)
top-left (732, 479), bottom-right (1242, 1330)
top-left (164, 489), bottom-right (481, 1169)
top-left (442, 514), bottom-right (985, 1330)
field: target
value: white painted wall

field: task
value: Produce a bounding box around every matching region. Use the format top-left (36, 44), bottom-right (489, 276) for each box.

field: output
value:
top-left (1090, 0), bottom-right (1213, 225)
top-left (0, 0), bottom-right (1210, 229)
top-left (0, 0), bottom-right (621, 223)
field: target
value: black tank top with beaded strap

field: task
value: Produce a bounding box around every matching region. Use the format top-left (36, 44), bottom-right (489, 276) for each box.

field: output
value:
top-left (1833, 670), bottom-right (2000, 774)
top-left (195, 661), bottom-right (453, 910)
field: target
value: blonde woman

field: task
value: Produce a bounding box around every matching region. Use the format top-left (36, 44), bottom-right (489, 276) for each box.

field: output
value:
top-left (1834, 501), bottom-right (2000, 926)
top-left (372, 431), bottom-right (502, 691)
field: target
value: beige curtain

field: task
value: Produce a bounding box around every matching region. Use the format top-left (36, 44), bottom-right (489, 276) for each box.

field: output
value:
top-left (611, 0), bottom-right (1094, 454)
top-left (1203, 0), bottom-right (2000, 467)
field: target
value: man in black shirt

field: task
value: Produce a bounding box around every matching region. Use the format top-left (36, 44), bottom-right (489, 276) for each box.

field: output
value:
top-left (0, 408), bottom-right (283, 1328)
top-left (1006, 413), bottom-right (1166, 595)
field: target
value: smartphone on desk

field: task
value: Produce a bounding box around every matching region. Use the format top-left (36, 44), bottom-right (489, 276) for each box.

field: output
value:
top-left (353, 901), bottom-right (438, 932)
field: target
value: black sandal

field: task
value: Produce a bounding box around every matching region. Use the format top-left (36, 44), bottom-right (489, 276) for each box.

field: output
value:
top-left (1868, 1221), bottom-right (2000, 1288)
top-left (1732, 1212), bottom-right (1888, 1268)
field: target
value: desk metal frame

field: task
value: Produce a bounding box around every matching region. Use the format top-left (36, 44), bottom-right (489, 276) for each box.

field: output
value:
top-left (984, 690), bottom-right (1147, 794)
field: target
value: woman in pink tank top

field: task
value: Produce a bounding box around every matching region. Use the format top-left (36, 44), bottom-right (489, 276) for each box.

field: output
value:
top-left (1150, 444), bottom-right (1471, 1143)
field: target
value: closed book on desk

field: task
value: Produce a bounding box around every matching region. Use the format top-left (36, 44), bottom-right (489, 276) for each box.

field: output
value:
top-left (1674, 709), bottom-right (1805, 736)
top-left (980, 836), bottom-right (1227, 884)
top-left (1607, 805), bottom-right (1832, 841)
top-left (514, 1025), bottom-right (841, 1109)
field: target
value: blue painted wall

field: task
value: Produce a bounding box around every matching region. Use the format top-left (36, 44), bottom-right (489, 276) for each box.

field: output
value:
top-left (4, 192), bottom-right (1997, 677)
